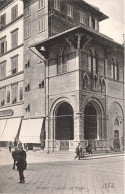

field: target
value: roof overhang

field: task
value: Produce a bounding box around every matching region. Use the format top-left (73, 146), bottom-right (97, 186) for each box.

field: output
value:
top-left (73, 0), bottom-right (109, 21)
top-left (30, 26), bottom-right (123, 50)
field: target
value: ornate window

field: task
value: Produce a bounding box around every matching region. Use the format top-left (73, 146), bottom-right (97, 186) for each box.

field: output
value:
top-left (57, 46), bottom-right (69, 74)
top-left (88, 50), bottom-right (92, 72)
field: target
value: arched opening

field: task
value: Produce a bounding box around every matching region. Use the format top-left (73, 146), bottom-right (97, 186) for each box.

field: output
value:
top-left (55, 102), bottom-right (74, 140)
top-left (84, 103), bottom-right (97, 139)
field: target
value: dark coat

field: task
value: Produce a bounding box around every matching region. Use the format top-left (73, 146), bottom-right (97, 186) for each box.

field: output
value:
top-left (16, 155), bottom-right (27, 171)
top-left (19, 150), bottom-right (26, 159)
top-left (75, 146), bottom-right (79, 154)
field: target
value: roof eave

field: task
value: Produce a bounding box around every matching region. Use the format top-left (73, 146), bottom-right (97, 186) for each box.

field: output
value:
top-left (30, 26), bottom-right (123, 50)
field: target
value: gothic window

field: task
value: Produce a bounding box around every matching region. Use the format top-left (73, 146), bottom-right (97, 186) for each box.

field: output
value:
top-left (101, 80), bottom-right (105, 93)
top-left (57, 46), bottom-right (69, 74)
top-left (114, 118), bottom-right (119, 126)
top-left (88, 50), bottom-right (92, 72)
top-left (83, 75), bottom-right (88, 89)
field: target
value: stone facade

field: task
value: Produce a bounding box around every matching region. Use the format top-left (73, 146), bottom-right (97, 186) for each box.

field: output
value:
top-left (22, 0), bottom-right (124, 151)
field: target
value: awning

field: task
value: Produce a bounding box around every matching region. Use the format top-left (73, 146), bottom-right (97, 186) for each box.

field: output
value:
top-left (19, 118), bottom-right (44, 143)
top-left (0, 118), bottom-right (21, 142)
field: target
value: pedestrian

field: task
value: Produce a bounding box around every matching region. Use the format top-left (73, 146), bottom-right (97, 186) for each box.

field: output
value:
top-left (20, 147), bottom-right (27, 159)
top-left (18, 141), bottom-right (22, 151)
top-left (74, 143), bottom-right (80, 160)
top-left (8, 141), bottom-right (12, 152)
top-left (86, 144), bottom-right (93, 154)
top-left (14, 139), bottom-right (17, 147)
top-left (12, 147), bottom-right (19, 170)
top-left (16, 147), bottom-right (27, 183)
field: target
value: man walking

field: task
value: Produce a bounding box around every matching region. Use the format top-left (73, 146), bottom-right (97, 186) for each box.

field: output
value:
top-left (16, 147), bottom-right (27, 183)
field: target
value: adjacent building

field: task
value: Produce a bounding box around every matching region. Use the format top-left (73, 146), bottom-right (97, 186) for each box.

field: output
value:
top-left (0, 0), bottom-right (24, 145)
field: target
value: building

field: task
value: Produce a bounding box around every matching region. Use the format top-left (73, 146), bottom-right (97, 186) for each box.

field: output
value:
top-left (0, 0), bottom-right (24, 145)
top-left (0, 0), bottom-right (124, 151)
top-left (20, 0), bottom-right (124, 151)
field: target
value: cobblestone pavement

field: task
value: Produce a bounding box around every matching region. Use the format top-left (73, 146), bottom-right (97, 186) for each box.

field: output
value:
top-left (0, 148), bottom-right (124, 194)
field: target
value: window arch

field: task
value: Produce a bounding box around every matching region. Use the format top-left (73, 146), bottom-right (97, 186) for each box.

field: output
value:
top-left (57, 45), bottom-right (69, 74)
top-left (100, 78), bottom-right (105, 93)
top-left (83, 73), bottom-right (89, 89)
top-left (88, 50), bottom-right (92, 72)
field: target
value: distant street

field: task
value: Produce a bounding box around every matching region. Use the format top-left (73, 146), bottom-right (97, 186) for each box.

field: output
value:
top-left (0, 148), bottom-right (124, 194)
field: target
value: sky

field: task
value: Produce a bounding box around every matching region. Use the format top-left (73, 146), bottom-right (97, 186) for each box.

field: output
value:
top-left (86, 0), bottom-right (124, 44)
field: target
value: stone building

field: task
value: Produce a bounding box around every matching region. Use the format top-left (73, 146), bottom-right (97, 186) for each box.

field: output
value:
top-left (20, 0), bottom-right (124, 151)
top-left (0, 0), bottom-right (24, 145)
top-left (0, 0), bottom-right (124, 151)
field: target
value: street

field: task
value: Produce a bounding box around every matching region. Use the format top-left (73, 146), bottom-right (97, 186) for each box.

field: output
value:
top-left (0, 148), bottom-right (124, 194)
